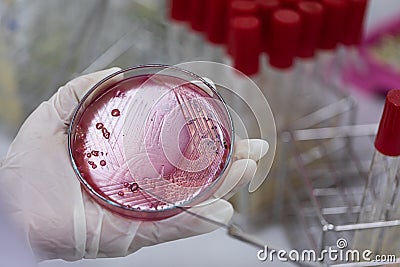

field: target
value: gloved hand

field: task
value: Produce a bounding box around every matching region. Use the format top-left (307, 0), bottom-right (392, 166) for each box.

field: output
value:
top-left (0, 68), bottom-right (269, 261)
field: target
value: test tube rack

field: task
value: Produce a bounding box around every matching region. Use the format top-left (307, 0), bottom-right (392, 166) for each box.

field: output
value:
top-left (283, 122), bottom-right (400, 266)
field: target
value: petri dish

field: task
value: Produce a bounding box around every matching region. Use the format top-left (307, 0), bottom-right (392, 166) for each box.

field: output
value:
top-left (68, 65), bottom-right (234, 220)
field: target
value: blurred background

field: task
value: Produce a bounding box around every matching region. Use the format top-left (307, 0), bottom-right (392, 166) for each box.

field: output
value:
top-left (1, 0), bottom-right (400, 266)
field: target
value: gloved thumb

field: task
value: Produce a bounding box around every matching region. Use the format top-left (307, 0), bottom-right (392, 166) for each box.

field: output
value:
top-left (50, 67), bottom-right (121, 123)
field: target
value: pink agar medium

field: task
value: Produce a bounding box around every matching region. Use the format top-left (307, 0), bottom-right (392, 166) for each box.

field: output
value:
top-left (71, 74), bottom-right (232, 219)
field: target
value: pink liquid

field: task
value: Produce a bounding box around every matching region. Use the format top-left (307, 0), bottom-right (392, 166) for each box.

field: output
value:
top-left (71, 74), bottom-right (231, 216)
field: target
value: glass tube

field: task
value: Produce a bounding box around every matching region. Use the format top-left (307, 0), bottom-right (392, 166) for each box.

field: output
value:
top-left (352, 151), bottom-right (400, 253)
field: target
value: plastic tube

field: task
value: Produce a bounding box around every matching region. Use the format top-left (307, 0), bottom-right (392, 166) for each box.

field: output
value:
top-left (229, 15), bottom-right (262, 138)
top-left (353, 89), bottom-right (400, 253)
top-left (267, 8), bottom-right (301, 131)
top-left (167, 0), bottom-right (190, 63)
top-left (205, 0), bottom-right (230, 63)
top-left (293, 1), bottom-right (324, 121)
top-left (226, 1), bottom-right (258, 58)
top-left (314, 0), bottom-right (348, 84)
top-left (223, 1), bottom-right (259, 67)
top-left (280, 0), bottom-right (301, 9)
top-left (185, 0), bottom-right (208, 61)
top-left (257, 0), bottom-right (281, 89)
top-left (337, 0), bottom-right (369, 76)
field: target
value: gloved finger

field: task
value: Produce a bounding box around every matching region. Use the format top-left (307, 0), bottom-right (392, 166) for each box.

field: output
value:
top-left (211, 139), bottom-right (268, 199)
top-left (50, 67), bottom-right (122, 122)
top-left (212, 159), bottom-right (257, 200)
top-left (128, 199), bottom-right (233, 252)
top-left (233, 139), bottom-right (269, 161)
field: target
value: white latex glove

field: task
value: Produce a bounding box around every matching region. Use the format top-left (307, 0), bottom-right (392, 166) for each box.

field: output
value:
top-left (0, 68), bottom-right (269, 261)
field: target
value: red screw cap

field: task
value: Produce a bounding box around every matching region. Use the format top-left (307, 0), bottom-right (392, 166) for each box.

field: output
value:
top-left (231, 16), bottom-right (261, 76)
top-left (227, 1), bottom-right (258, 54)
top-left (230, 0), bottom-right (258, 18)
top-left (269, 9), bottom-right (301, 69)
top-left (341, 0), bottom-right (368, 46)
top-left (170, 0), bottom-right (189, 22)
top-left (375, 90), bottom-right (400, 157)
top-left (281, 0), bottom-right (301, 9)
top-left (206, 0), bottom-right (231, 44)
top-left (190, 0), bottom-right (208, 32)
top-left (297, 1), bottom-right (324, 58)
top-left (319, 0), bottom-right (348, 50)
top-left (257, 0), bottom-right (281, 54)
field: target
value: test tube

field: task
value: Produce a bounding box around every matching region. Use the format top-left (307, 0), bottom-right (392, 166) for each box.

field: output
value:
top-left (338, 0), bottom-right (369, 75)
top-left (266, 8), bottom-right (301, 132)
top-left (293, 1), bottom-right (324, 119)
top-left (228, 17), bottom-right (270, 220)
top-left (189, 0), bottom-right (208, 33)
top-left (257, 0), bottom-right (281, 79)
top-left (298, 0), bottom-right (349, 124)
top-left (380, 94), bottom-right (400, 257)
top-left (225, 1), bottom-right (258, 66)
top-left (185, 0), bottom-right (209, 61)
top-left (314, 0), bottom-right (348, 84)
top-left (352, 89), bottom-right (400, 253)
top-left (205, 0), bottom-right (230, 63)
top-left (167, 0), bottom-right (190, 63)
top-left (230, 15), bottom-right (262, 138)
top-left (280, 0), bottom-right (301, 9)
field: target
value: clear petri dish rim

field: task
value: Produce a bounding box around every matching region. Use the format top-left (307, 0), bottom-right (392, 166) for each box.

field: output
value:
top-left (67, 64), bottom-right (235, 218)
